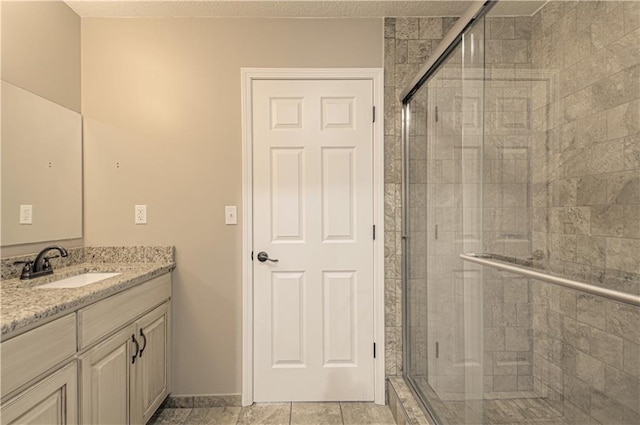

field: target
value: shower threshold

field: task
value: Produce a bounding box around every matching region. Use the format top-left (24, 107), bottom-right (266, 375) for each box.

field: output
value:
top-left (403, 376), bottom-right (574, 425)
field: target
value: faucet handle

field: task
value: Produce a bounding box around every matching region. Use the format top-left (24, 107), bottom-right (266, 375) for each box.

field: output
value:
top-left (40, 255), bottom-right (61, 271)
top-left (41, 256), bottom-right (58, 271)
top-left (13, 260), bottom-right (34, 279)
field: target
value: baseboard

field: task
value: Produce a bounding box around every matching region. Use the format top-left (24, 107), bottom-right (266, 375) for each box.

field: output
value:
top-left (161, 394), bottom-right (242, 408)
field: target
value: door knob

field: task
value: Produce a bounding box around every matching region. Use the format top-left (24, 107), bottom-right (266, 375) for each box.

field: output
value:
top-left (257, 251), bottom-right (278, 263)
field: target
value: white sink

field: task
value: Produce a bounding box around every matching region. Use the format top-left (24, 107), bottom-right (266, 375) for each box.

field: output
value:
top-left (37, 272), bottom-right (121, 289)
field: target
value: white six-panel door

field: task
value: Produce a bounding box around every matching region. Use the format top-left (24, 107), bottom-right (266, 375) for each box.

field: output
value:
top-left (252, 79), bottom-right (375, 402)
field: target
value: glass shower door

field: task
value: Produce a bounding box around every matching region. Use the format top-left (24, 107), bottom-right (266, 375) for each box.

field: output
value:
top-left (404, 15), bottom-right (486, 425)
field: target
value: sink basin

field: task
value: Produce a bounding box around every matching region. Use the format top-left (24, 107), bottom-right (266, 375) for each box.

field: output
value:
top-left (37, 272), bottom-right (121, 289)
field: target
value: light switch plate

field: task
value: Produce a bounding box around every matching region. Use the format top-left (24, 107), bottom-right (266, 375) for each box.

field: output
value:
top-left (225, 206), bottom-right (237, 225)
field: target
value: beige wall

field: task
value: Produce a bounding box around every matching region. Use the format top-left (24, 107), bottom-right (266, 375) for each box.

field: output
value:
top-left (1, 1), bottom-right (81, 112)
top-left (0, 0), bottom-right (83, 257)
top-left (81, 17), bottom-right (383, 395)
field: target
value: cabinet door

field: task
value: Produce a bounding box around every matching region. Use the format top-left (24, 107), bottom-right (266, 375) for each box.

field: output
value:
top-left (79, 324), bottom-right (136, 425)
top-left (0, 361), bottom-right (77, 425)
top-left (134, 302), bottom-right (171, 424)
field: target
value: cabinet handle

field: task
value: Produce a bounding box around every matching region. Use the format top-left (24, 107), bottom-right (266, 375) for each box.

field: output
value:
top-left (131, 334), bottom-right (140, 364)
top-left (139, 328), bottom-right (147, 358)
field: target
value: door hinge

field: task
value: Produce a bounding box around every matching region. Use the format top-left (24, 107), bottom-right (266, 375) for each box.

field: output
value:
top-left (373, 106), bottom-right (376, 123)
top-left (251, 251), bottom-right (253, 261)
top-left (435, 224), bottom-right (439, 240)
top-left (373, 225), bottom-right (376, 240)
top-left (373, 342), bottom-right (377, 358)
top-left (436, 341), bottom-right (439, 358)
top-left (435, 105), bottom-right (439, 122)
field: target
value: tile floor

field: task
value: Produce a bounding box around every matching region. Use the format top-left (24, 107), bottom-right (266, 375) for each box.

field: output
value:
top-left (435, 398), bottom-right (571, 425)
top-left (148, 402), bottom-right (396, 425)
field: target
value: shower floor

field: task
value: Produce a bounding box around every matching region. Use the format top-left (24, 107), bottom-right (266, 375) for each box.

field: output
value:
top-left (410, 376), bottom-right (572, 425)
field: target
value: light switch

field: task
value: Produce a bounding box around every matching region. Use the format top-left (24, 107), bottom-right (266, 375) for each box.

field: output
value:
top-left (225, 206), bottom-right (237, 225)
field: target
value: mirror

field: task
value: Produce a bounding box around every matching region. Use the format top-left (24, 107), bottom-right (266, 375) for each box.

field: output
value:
top-left (1, 81), bottom-right (82, 246)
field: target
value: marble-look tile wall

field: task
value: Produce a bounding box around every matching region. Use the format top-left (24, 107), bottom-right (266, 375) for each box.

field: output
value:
top-left (482, 267), bottom-right (534, 394)
top-left (528, 2), bottom-right (640, 423)
top-left (532, 279), bottom-right (640, 424)
top-left (529, 0), bottom-right (640, 291)
top-left (384, 17), bottom-right (457, 377)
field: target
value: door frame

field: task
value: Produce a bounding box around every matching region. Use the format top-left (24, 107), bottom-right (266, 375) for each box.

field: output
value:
top-left (241, 68), bottom-right (385, 406)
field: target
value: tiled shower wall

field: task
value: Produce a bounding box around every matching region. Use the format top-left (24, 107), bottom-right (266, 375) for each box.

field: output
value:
top-left (532, 277), bottom-right (640, 424)
top-left (529, 1), bottom-right (640, 423)
top-left (529, 0), bottom-right (640, 291)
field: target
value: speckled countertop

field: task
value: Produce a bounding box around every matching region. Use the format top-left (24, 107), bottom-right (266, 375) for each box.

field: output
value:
top-left (1, 246), bottom-right (175, 339)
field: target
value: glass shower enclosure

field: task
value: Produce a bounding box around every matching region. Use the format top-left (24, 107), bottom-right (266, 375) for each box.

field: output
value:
top-left (403, 10), bottom-right (486, 424)
top-left (402, 1), bottom-right (640, 424)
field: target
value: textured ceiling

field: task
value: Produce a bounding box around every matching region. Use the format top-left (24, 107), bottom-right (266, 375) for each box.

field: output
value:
top-left (64, 0), bottom-right (546, 18)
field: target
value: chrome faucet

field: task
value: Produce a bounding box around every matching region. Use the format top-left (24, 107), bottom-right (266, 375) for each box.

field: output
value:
top-left (15, 245), bottom-right (69, 280)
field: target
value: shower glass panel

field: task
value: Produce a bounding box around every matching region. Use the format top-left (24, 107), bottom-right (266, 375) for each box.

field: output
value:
top-left (403, 1), bottom-right (640, 425)
top-left (480, 8), bottom-right (536, 407)
top-left (404, 17), bottom-right (485, 425)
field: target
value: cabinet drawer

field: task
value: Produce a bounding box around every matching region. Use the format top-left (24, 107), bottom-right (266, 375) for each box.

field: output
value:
top-left (1, 314), bottom-right (76, 399)
top-left (78, 273), bottom-right (171, 350)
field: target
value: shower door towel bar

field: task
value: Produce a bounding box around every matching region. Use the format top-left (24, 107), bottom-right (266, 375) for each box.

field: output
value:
top-left (460, 254), bottom-right (640, 307)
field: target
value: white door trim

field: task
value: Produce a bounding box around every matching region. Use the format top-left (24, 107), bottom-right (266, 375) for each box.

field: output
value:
top-left (241, 68), bottom-right (385, 406)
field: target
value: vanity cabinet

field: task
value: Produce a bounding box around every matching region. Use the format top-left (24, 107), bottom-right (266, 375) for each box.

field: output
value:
top-left (78, 273), bottom-right (172, 425)
top-left (79, 302), bottom-right (171, 425)
top-left (0, 271), bottom-right (172, 425)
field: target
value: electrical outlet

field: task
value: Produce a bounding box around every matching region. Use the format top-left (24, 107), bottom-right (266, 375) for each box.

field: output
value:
top-left (135, 205), bottom-right (147, 224)
top-left (20, 205), bottom-right (33, 224)
top-left (225, 206), bottom-right (237, 225)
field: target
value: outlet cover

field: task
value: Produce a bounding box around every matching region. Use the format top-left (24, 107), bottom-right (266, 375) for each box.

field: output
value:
top-left (135, 205), bottom-right (147, 224)
top-left (20, 205), bottom-right (33, 224)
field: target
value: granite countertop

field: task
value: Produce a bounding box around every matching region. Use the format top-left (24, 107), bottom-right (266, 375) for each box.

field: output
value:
top-left (1, 247), bottom-right (175, 339)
